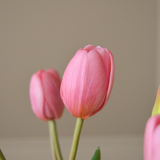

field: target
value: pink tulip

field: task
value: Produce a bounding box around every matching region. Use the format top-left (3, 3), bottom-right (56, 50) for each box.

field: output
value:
top-left (29, 69), bottom-right (64, 121)
top-left (60, 44), bottom-right (114, 120)
top-left (143, 114), bottom-right (160, 160)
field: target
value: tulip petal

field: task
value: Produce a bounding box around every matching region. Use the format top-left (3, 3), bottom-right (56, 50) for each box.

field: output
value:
top-left (29, 71), bottom-right (46, 120)
top-left (96, 46), bottom-right (114, 103)
top-left (90, 47), bottom-right (114, 117)
top-left (42, 71), bottom-right (63, 119)
top-left (153, 124), bottom-right (160, 160)
top-left (46, 69), bottom-right (61, 85)
top-left (84, 44), bottom-right (95, 52)
top-left (144, 114), bottom-right (160, 160)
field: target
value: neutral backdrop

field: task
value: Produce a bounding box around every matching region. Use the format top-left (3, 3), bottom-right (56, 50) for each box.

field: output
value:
top-left (0, 1), bottom-right (157, 138)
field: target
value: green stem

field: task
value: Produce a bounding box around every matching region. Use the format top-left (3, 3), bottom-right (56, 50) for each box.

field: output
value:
top-left (48, 120), bottom-right (63, 160)
top-left (69, 118), bottom-right (84, 160)
top-left (0, 149), bottom-right (6, 160)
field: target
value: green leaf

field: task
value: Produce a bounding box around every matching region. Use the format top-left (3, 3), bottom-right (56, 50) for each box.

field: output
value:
top-left (91, 147), bottom-right (101, 160)
top-left (152, 87), bottom-right (160, 116)
top-left (0, 149), bottom-right (6, 160)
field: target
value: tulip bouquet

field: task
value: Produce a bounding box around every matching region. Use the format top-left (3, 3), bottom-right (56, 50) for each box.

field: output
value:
top-left (1, 45), bottom-right (160, 160)
top-left (29, 44), bottom-right (114, 160)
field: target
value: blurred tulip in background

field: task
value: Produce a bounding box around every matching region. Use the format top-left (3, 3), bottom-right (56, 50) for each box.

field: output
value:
top-left (29, 69), bottom-right (64, 121)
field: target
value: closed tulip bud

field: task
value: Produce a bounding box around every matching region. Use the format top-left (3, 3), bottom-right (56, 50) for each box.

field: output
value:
top-left (60, 44), bottom-right (114, 120)
top-left (143, 114), bottom-right (160, 160)
top-left (29, 69), bottom-right (64, 121)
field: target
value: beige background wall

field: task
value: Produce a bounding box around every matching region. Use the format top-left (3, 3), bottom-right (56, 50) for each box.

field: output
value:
top-left (0, 1), bottom-right (157, 138)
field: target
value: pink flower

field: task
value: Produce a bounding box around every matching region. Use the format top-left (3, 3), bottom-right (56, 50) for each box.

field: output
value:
top-left (29, 69), bottom-right (64, 121)
top-left (60, 44), bottom-right (114, 120)
top-left (143, 114), bottom-right (160, 160)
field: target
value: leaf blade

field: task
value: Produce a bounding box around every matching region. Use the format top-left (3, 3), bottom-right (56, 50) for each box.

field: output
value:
top-left (91, 147), bottom-right (101, 160)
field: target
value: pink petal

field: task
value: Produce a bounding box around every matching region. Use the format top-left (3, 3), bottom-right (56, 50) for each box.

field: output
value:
top-left (96, 47), bottom-right (114, 103)
top-left (29, 71), bottom-right (46, 120)
top-left (46, 69), bottom-right (61, 85)
top-left (83, 44), bottom-right (96, 52)
top-left (89, 47), bottom-right (114, 117)
top-left (153, 124), bottom-right (160, 160)
top-left (144, 114), bottom-right (160, 160)
top-left (42, 71), bottom-right (63, 119)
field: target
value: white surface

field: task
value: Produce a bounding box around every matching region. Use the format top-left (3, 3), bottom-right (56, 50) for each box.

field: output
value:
top-left (0, 136), bottom-right (143, 160)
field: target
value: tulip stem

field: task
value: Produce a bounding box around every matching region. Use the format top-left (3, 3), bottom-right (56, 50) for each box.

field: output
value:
top-left (48, 120), bottom-right (63, 160)
top-left (0, 149), bottom-right (6, 160)
top-left (69, 118), bottom-right (84, 160)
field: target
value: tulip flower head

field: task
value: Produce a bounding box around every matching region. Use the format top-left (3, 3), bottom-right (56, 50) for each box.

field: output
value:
top-left (143, 114), bottom-right (160, 160)
top-left (60, 45), bottom-right (114, 120)
top-left (152, 86), bottom-right (160, 116)
top-left (29, 69), bottom-right (64, 121)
